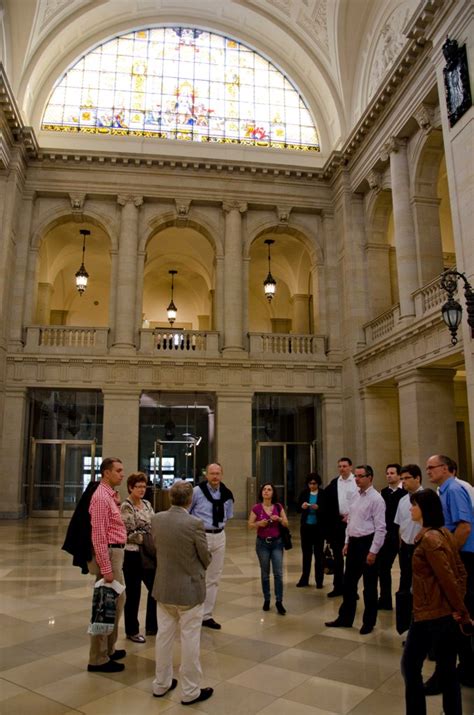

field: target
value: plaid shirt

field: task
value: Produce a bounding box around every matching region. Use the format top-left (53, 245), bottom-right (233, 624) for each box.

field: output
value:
top-left (89, 481), bottom-right (127, 574)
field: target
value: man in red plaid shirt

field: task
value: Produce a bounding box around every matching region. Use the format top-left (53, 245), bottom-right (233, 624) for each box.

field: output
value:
top-left (87, 458), bottom-right (128, 673)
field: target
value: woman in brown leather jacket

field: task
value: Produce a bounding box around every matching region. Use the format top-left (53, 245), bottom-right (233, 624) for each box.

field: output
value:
top-left (401, 489), bottom-right (470, 715)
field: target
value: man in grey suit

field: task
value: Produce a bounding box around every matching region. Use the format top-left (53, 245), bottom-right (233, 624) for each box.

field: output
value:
top-left (151, 480), bottom-right (214, 706)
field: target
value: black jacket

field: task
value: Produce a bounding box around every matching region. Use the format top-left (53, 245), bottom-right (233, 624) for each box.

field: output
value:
top-left (62, 481), bottom-right (99, 574)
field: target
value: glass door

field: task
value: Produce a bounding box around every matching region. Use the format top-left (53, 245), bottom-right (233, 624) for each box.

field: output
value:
top-left (29, 439), bottom-right (96, 517)
top-left (256, 441), bottom-right (315, 511)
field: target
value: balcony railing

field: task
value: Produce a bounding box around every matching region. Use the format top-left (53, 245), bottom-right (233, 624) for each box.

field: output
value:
top-left (364, 274), bottom-right (449, 345)
top-left (139, 329), bottom-right (220, 357)
top-left (24, 326), bottom-right (109, 353)
top-left (248, 333), bottom-right (326, 360)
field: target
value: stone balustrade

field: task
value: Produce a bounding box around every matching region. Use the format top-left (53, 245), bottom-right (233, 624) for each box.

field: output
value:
top-left (248, 333), bottom-right (327, 360)
top-left (139, 329), bottom-right (220, 357)
top-left (364, 274), bottom-right (449, 345)
top-left (24, 326), bottom-right (109, 354)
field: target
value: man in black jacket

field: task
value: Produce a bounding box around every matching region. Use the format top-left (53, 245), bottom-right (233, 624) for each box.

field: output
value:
top-left (377, 463), bottom-right (404, 610)
top-left (324, 457), bottom-right (357, 597)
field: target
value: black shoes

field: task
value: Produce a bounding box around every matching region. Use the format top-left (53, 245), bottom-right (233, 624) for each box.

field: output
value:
top-left (262, 600), bottom-right (270, 611)
top-left (359, 624), bottom-right (373, 635)
top-left (377, 599), bottom-right (393, 610)
top-left (182, 687), bottom-right (214, 705)
top-left (327, 590), bottom-right (343, 598)
top-left (325, 619), bottom-right (351, 628)
top-left (109, 649), bottom-right (126, 661)
top-left (316, 583), bottom-right (324, 589)
top-left (275, 601), bottom-right (286, 615)
top-left (87, 660), bottom-right (125, 673)
top-left (202, 618), bottom-right (221, 630)
top-left (153, 678), bottom-right (178, 698)
top-left (296, 580), bottom-right (309, 587)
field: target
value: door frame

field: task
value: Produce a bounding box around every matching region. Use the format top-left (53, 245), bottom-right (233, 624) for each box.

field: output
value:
top-left (256, 440), bottom-right (316, 507)
top-left (29, 438), bottom-right (96, 517)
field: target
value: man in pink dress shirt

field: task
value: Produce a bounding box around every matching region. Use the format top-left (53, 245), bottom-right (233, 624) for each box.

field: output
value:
top-left (87, 457), bottom-right (128, 673)
top-left (325, 464), bottom-right (386, 634)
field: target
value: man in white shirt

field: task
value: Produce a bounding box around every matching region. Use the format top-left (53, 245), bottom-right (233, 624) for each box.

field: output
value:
top-left (325, 465), bottom-right (386, 634)
top-left (393, 464), bottom-right (423, 593)
top-left (324, 457), bottom-right (358, 597)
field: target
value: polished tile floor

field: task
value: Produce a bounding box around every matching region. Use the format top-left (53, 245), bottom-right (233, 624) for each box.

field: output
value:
top-left (1, 518), bottom-right (473, 715)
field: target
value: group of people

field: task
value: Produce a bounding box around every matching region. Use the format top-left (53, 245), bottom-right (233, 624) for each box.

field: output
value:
top-left (80, 453), bottom-right (474, 714)
top-left (84, 459), bottom-right (233, 706)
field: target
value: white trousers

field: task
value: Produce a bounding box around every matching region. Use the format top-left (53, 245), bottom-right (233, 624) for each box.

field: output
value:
top-left (203, 530), bottom-right (226, 620)
top-left (153, 601), bottom-right (204, 702)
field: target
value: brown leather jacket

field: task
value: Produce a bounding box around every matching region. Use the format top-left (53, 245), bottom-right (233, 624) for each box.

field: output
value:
top-left (412, 526), bottom-right (468, 622)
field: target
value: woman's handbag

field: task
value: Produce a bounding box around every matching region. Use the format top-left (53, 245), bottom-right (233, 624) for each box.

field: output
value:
top-left (279, 525), bottom-right (293, 550)
top-left (139, 531), bottom-right (157, 570)
top-left (395, 589), bottom-right (413, 635)
top-left (323, 544), bottom-right (335, 574)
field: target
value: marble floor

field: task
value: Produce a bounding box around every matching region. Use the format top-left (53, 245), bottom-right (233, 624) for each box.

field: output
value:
top-left (1, 518), bottom-right (473, 715)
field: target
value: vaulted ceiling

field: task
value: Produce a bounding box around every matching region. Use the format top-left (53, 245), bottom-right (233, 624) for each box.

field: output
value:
top-left (0, 0), bottom-right (417, 156)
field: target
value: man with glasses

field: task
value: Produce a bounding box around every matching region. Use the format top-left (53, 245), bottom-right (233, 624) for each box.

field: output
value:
top-left (325, 465), bottom-right (386, 634)
top-left (394, 464), bottom-right (423, 592)
top-left (425, 454), bottom-right (474, 692)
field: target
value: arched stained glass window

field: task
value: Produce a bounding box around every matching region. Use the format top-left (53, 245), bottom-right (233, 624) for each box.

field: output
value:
top-left (42, 27), bottom-right (320, 152)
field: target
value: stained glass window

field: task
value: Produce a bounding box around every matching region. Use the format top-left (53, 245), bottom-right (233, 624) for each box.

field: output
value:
top-left (42, 27), bottom-right (320, 152)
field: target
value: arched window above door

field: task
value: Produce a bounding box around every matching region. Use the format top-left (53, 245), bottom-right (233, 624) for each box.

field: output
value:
top-left (41, 26), bottom-right (319, 152)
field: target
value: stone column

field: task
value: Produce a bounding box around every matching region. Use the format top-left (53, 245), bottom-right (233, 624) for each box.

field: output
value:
top-left (291, 294), bottom-right (309, 333)
top-left (112, 195), bottom-right (142, 352)
top-left (216, 391), bottom-right (252, 516)
top-left (366, 243), bottom-right (392, 315)
top-left (108, 248), bottom-right (118, 342)
top-left (384, 137), bottom-right (418, 318)
top-left (8, 192), bottom-right (35, 347)
top-left (214, 256), bottom-right (224, 336)
top-left (359, 386), bottom-right (400, 490)
top-left (321, 211), bottom-right (340, 351)
top-left (102, 388), bottom-right (141, 497)
top-left (23, 246), bottom-right (40, 327)
top-left (412, 196), bottom-right (444, 284)
top-left (0, 386), bottom-right (28, 518)
top-left (320, 394), bottom-right (344, 483)
top-left (35, 283), bottom-right (54, 324)
top-left (222, 202), bottom-right (247, 354)
top-left (397, 368), bottom-right (458, 466)
top-left (242, 255), bottom-right (250, 344)
top-left (135, 250), bottom-right (146, 346)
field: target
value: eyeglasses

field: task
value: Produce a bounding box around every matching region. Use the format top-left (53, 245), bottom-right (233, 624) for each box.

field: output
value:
top-left (356, 474), bottom-right (369, 478)
top-left (426, 464), bottom-right (444, 470)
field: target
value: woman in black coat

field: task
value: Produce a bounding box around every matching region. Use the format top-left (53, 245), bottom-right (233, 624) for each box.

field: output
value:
top-left (296, 473), bottom-right (326, 588)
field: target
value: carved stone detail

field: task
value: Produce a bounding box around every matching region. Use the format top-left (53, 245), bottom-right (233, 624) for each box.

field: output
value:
top-left (276, 205), bottom-right (292, 224)
top-left (175, 199), bottom-right (191, 224)
top-left (367, 170), bottom-right (382, 191)
top-left (413, 102), bottom-right (435, 132)
top-left (222, 201), bottom-right (248, 214)
top-left (117, 195), bottom-right (143, 208)
top-left (368, 4), bottom-right (411, 101)
top-left (380, 136), bottom-right (406, 161)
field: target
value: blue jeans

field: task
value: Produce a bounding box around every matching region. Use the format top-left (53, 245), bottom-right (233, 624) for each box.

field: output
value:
top-left (256, 537), bottom-right (284, 602)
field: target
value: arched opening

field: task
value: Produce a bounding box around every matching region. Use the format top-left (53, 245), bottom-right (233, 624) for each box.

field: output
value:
top-left (249, 232), bottom-right (315, 334)
top-left (36, 220), bottom-right (111, 326)
top-left (143, 226), bottom-right (214, 330)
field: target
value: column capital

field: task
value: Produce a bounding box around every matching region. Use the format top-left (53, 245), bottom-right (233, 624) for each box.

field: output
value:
top-left (380, 136), bottom-right (407, 160)
top-left (222, 201), bottom-right (247, 214)
top-left (117, 195), bottom-right (143, 208)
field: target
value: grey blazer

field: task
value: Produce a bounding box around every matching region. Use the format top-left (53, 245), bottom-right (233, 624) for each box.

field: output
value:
top-left (151, 505), bottom-right (212, 607)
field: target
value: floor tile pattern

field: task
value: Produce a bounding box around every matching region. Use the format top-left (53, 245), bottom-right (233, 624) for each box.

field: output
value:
top-left (1, 518), bottom-right (473, 714)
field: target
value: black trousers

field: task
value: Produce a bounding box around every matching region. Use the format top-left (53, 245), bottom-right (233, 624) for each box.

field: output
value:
top-left (398, 540), bottom-right (415, 593)
top-left (377, 532), bottom-right (400, 606)
top-left (123, 550), bottom-right (158, 636)
top-left (338, 533), bottom-right (378, 628)
top-left (328, 520), bottom-right (347, 592)
top-left (299, 523), bottom-right (324, 586)
top-left (401, 616), bottom-right (461, 715)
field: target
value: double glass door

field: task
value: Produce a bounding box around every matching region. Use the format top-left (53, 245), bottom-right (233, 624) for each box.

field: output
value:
top-left (29, 439), bottom-right (97, 516)
top-left (256, 441), bottom-right (316, 511)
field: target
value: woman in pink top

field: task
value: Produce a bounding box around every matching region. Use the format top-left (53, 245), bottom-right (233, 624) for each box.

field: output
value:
top-left (248, 483), bottom-right (289, 615)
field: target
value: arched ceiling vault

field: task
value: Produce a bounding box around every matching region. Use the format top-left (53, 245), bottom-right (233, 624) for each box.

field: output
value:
top-left (1, 0), bottom-right (420, 159)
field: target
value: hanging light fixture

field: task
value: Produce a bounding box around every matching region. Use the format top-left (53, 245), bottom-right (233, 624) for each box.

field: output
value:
top-left (263, 239), bottom-right (276, 301)
top-left (75, 229), bottom-right (90, 296)
top-left (167, 269), bottom-right (178, 325)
